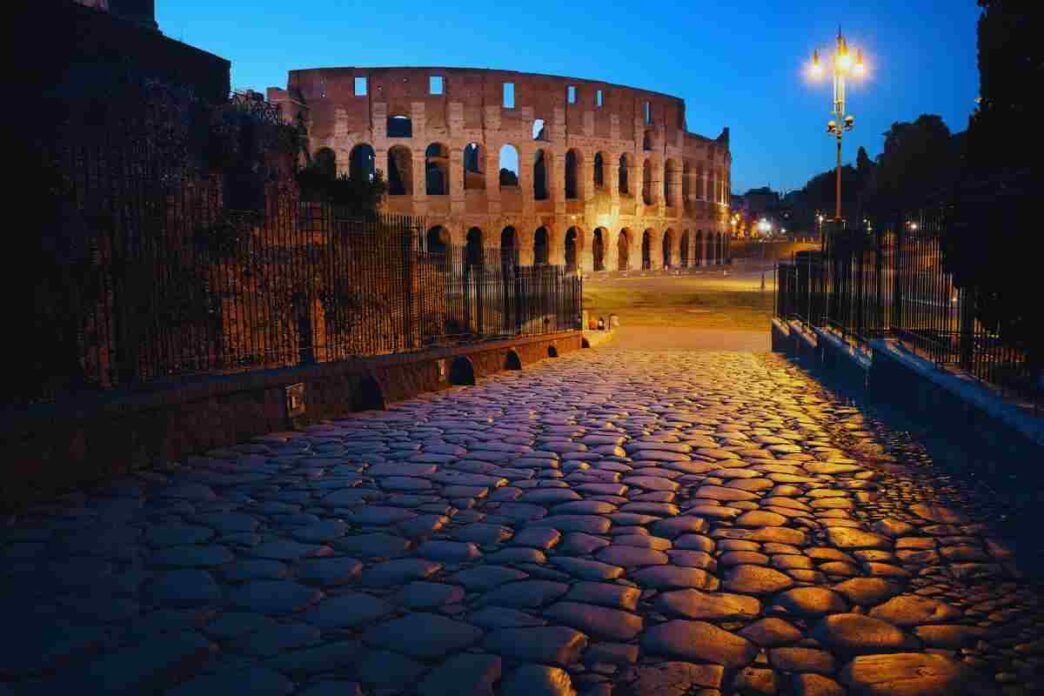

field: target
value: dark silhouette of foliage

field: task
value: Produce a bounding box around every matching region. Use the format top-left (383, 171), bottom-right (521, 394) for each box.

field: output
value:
top-left (948, 0), bottom-right (1044, 370)
top-left (296, 160), bottom-right (387, 220)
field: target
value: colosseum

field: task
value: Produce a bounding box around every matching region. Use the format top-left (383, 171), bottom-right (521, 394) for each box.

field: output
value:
top-left (268, 67), bottom-right (732, 272)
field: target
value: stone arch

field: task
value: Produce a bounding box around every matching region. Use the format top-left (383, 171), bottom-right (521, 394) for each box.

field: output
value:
top-left (642, 229), bottom-right (653, 270)
top-left (694, 229), bottom-right (704, 266)
top-left (592, 228), bottom-right (606, 272)
top-left (642, 159), bottom-right (653, 205)
top-left (314, 147), bottom-right (337, 178)
top-left (680, 230), bottom-right (690, 268)
top-left (387, 145), bottom-right (412, 196)
top-left (533, 226), bottom-right (550, 265)
top-left (349, 143), bottom-right (376, 182)
top-left (618, 154), bottom-right (630, 195)
top-left (387, 114), bottom-right (412, 138)
top-left (643, 129), bottom-right (653, 151)
top-left (504, 349), bottom-right (522, 371)
top-left (425, 143), bottom-right (449, 195)
top-left (351, 373), bottom-right (386, 411)
top-left (499, 144), bottom-right (520, 188)
top-left (564, 227), bottom-right (581, 272)
top-left (593, 152), bottom-right (606, 189)
top-left (662, 228), bottom-right (675, 269)
top-left (466, 227), bottom-right (484, 266)
top-left (532, 118), bottom-right (548, 141)
top-left (463, 143), bottom-right (484, 190)
top-left (533, 149), bottom-right (549, 200)
top-left (500, 227), bottom-right (519, 267)
top-left (682, 161), bottom-right (693, 211)
top-left (565, 149), bottom-right (581, 200)
top-left (426, 225), bottom-right (450, 254)
top-left (664, 159), bottom-right (678, 207)
top-left (617, 228), bottom-right (632, 271)
top-left (449, 356), bottom-right (476, 385)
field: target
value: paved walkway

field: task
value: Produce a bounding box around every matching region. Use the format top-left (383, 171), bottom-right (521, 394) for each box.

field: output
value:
top-left (3, 351), bottom-right (1043, 694)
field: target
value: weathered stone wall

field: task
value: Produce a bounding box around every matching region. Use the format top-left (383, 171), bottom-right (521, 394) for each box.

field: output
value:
top-left (269, 67), bottom-right (732, 271)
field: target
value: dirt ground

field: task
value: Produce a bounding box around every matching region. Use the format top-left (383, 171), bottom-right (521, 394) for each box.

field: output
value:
top-left (583, 260), bottom-right (777, 351)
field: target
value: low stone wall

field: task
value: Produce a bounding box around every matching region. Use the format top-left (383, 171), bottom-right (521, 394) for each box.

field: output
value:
top-left (771, 318), bottom-right (1043, 457)
top-left (0, 331), bottom-right (581, 510)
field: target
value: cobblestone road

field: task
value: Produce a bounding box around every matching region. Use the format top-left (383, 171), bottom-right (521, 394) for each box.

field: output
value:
top-left (3, 351), bottom-right (1043, 695)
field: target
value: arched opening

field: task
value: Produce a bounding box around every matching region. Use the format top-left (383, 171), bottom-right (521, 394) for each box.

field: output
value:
top-left (643, 130), bottom-right (653, 151)
top-left (349, 144), bottom-right (375, 182)
top-left (463, 143), bottom-right (484, 190)
top-left (500, 227), bottom-right (518, 267)
top-left (387, 114), bottom-right (412, 138)
top-left (717, 232), bottom-right (725, 264)
top-left (662, 229), bottom-right (674, 269)
top-left (499, 144), bottom-right (519, 188)
top-left (642, 159), bottom-right (653, 205)
top-left (547, 345), bottom-right (559, 358)
top-left (449, 356), bottom-right (476, 385)
top-left (680, 230), bottom-right (690, 268)
top-left (617, 229), bottom-right (631, 271)
top-left (504, 349), bottom-right (522, 371)
top-left (618, 155), bottom-right (630, 195)
top-left (695, 230), bottom-right (704, 266)
top-left (592, 229), bottom-right (605, 272)
top-left (565, 227), bottom-right (579, 272)
top-left (682, 161), bottom-right (692, 210)
top-left (387, 145), bottom-right (412, 196)
top-left (314, 147), bottom-right (337, 178)
top-left (565, 149), bottom-right (580, 200)
top-left (533, 227), bottom-right (550, 265)
top-left (593, 153), bottom-right (605, 189)
top-left (351, 374), bottom-right (386, 411)
top-left (532, 118), bottom-right (547, 141)
top-left (425, 143), bottom-right (449, 195)
top-left (533, 149), bottom-right (549, 200)
top-left (664, 159), bottom-right (677, 207)
top-left (466, 228), bottom-right (483, 266)
top-left (642, 229), bottom-right (653, 270)
top-left (426, 226), bottom-right (449, 255)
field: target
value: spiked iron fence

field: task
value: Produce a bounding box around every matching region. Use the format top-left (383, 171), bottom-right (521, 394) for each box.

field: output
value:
top-left (16, 172), bottom-right (581, 404)
top-left (776, 214), bottom-right (1039, 406)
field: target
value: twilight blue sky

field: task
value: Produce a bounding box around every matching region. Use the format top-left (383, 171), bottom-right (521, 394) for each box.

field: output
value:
top-left (158, 0), bottom-right (981, 193)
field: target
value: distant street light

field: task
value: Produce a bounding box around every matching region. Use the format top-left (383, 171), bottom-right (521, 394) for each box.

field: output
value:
top-left (807, 28), bottom-right (867, 221)
top-left (757, 218), bottom-right (772, 236)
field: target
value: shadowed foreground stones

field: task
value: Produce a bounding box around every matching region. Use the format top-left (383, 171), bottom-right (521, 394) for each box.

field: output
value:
top-left (483, 626), bottom-right (587, 665)
top-left (544, 601), bottom-right (643, 640)
top-left (364, 613), bottom-right (482, 659)
top-left (641, 620), bottom-right (757, 667)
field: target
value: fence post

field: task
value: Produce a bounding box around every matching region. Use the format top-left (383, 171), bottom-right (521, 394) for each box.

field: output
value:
top-left (892, 213), bottom-right (903, 337)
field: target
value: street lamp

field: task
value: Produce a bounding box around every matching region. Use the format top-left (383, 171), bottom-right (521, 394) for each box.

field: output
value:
top-left (757, 218), bottom-right (772, 237)
top-left (807, 28), bottom-right (866, 221)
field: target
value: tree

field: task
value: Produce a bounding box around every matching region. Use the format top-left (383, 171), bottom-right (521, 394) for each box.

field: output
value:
top-left (948, 0), bottom-right (1044, 370)
top-left (863, 115), bottom-right (961, 220)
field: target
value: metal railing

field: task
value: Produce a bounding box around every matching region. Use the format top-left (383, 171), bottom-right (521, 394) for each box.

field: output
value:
top-left (16, 171), bottom-right (581, 404)
top-left (776, 213), bottom-right (1040, 406)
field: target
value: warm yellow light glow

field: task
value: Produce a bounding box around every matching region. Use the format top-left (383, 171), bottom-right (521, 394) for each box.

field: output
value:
top-left (837, 51), bottom-right (853, 73)
top-left (853, 49), bottom-right (866, 77)
top-left (808, 49), bottom-right (824, 80)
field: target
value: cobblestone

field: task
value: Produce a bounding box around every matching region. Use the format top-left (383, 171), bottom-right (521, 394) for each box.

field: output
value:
top-left (2, 350), bottom-right (1042, 693)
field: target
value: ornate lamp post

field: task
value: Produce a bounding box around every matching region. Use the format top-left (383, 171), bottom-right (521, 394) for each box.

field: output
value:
top-left (808, 29), bottom-right (866, 221)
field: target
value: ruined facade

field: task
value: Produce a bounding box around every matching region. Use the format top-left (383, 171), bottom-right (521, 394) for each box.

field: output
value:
top-left (269, 67), bottom-right (732, 272)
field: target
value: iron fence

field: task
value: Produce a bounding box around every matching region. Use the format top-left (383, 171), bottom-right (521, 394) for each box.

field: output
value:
top-left (776, 213), bottom-right (1040, 406)
top-left (18, 169), bottom-right (581, 403)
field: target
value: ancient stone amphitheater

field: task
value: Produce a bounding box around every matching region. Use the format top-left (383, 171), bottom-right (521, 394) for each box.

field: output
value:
top-left (269, 67), bottom-right (732, 272)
